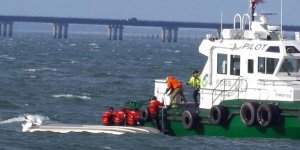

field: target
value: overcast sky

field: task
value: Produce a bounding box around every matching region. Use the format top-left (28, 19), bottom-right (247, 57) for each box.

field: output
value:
top-left (0, 0), bottom-right (299, 25)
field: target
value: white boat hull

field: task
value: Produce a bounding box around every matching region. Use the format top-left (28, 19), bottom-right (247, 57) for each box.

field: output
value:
top-left (23, 123), bottom-right (160, 135)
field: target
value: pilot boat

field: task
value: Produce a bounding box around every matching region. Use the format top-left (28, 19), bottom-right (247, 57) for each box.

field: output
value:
top-left (100, 1), bottom-right (300, 139)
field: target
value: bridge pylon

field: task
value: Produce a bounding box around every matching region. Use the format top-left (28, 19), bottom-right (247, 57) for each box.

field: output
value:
top-left (161, 26), bottom-right (179, 43)
top-left (107, 24), bottom-right (124, 41)
top-left (52, 23), bottom-right (69, 39)
top-left (0, 22), bottom-right (13, 37)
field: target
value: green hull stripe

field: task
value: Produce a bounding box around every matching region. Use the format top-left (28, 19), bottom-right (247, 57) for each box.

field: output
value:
top-left (143, 100), bottom-right (300, 139)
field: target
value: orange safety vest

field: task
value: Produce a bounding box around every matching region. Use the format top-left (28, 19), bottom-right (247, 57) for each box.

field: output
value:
top-left (149, 100), bottom-right (161, 116)
top-left (101, 110), bottom-right (114, 125)
top-left (114, 110), bottom-right (127, 125)
top-left (127, 110), bottom-right (140, 126)
top-left (166, 76), bottom-right (182, 90)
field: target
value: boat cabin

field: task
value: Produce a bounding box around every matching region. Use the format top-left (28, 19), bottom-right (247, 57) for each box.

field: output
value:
top-left (154, 13), bottom-right (300, 109)
top-left (198, 13), bottom-right (300, 109)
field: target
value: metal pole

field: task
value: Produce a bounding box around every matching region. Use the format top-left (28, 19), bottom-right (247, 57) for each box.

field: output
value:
top-left (280, 0), bottom-right (283, 40)
top-left (223, 80), bottom-right (226, 101)
top-left (161, 107), bottom-right (164, 133)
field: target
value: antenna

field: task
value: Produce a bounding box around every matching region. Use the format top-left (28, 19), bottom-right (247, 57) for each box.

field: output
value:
top-left (280, 0), bottom-right (283, 40)
top-left (220, 11), bottom-right (223, 38)
top-left (249, 0), bottom-right (253, 21)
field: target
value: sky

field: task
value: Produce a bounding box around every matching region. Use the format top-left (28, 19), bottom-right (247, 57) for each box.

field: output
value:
top-left (0, 0), bottom-right (299, 25)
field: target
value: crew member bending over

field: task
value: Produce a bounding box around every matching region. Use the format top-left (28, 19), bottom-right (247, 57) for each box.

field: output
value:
top-left (164, 76), bottom-right (187, 108)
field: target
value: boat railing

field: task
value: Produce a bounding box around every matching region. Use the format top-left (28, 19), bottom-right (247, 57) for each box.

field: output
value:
top-left (258, 79), bottom-right (300, 86)
top-left (201, 86), bottom-right (268, 102)
top-left (211, 76), bottom-right (248, 105)
top-left (234, 14), bottom-right (251, 30)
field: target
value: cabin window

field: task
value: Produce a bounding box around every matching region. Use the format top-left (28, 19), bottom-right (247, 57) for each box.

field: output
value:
top-left (248, 59), bottom-right (254, 73)
top-left (279, 59), bottom-right (300, 73)
top-left (258, 57), bottom-right (265, 73)
top-left (217, 54), bottom-right (227, 74)
top-left (266, 58), bottom-right (279, 74)
top-left (258, 57), bottom-right (279, 74)
top-left (286, 46), bottom-right (300, 54)
top-left (266, 46), bottom-right (280, 53)
top-left (230, 55), bottom-right (240, 75)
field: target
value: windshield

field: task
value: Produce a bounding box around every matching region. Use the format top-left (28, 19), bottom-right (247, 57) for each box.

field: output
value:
top-left (279, 59), bottom-right (300, 74)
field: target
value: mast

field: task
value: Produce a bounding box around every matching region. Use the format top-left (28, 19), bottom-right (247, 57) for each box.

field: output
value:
top-left (250, 0), bottom-right (265, 21)
top-left (250, 0), bottom-right (255, 21)
top-left (280, 0), bottom-right (283, 40)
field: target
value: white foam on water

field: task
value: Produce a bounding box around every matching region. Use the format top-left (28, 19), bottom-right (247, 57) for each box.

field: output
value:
top-left (182, 44), bottom-right (191, 48)
top-left (23, 68), bottom-right (57, 72)
top-left (0, 55), bottom-right (16, 60)
top-left (30, 75), bottom-right (37, 78)
top-left (164, 61), bottom-right (172, 64)
top-left (0, 114), bottom-right (49, 125)
top-left (90, 49), bottom-right (100, 52)
top-left (61, 60), bottom-right (79, 64)
top-left (88, 43), bottom-right (98, 46)
top-left (53, 94), bottom-right (91, 100)
top-left (24, 114), bottom-right (50, 125)
top-left (102, 146), bottom-right (113, 150)
top-left (20, 114), bottom-right (51, 132)
top-left (0, 116), bottom-right (25, 124)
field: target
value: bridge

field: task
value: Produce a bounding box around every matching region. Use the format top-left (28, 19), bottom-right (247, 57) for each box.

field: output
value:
top-left (1, 15), bottom-right (300, 42)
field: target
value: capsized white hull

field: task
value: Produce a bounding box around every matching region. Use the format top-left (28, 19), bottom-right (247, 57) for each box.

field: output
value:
top-left (22, 123), bottom-right (160, 135)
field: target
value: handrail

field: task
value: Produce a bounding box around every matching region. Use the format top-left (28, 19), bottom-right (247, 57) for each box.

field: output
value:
top-left (211, 79), bottom-right (226, 104)
top-left (211, 76), bottom-right (248, 105)
top-left (257, 79), bottom-right (300, 86)
top-left (233, 14), bottom-right (251, 30)
top-left (233, 14), bottom-right (242, 29)
top-left (212, 77), bottom-right (243, 102)
top-left (242, 14), bottom-right (251, 30)
top-left (227, 76), bottom-right (248, 92)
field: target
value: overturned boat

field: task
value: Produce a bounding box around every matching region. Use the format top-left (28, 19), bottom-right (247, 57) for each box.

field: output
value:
top-left (106, 1), bottom-right (300, 139)
top-left (21, 114), bottom-right (160, 135)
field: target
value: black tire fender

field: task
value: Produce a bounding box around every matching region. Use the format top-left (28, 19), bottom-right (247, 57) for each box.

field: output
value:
top-left (240, 102), bottom-right (258, 126)
top-left (139, 107), bottom-right (149, 122)
top-left (257, 104), bottom-right (280, 127)
top-left (182, 110), bottom-right (197, 130)
top-left (210, 105), bottom-right (228, 125)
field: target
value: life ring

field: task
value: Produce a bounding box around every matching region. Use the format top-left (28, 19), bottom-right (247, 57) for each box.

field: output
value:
top-left (139, 107), bottom-right (149, 122)
top-left (257, 104), bottom-right (280, 127)
top-left (210, 105), bottom-right (228, 125)
top-left (181, 110), bottom-right (197, 130)
top-left (240, 102), bottom-right (258, 126)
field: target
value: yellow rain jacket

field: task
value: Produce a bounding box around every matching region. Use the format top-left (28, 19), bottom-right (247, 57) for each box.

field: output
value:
top-left (187, 75), bottom-right (201, 90)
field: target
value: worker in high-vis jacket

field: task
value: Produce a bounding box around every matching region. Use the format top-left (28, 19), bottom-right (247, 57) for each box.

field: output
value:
top-left (186, 70), bottom-right (201, 107)
top-left (164, 75), bottom-right (187, 108)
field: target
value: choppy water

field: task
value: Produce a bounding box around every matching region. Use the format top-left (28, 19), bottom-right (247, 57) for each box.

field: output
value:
top-left (0, 32), bottom-right (300, 150)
